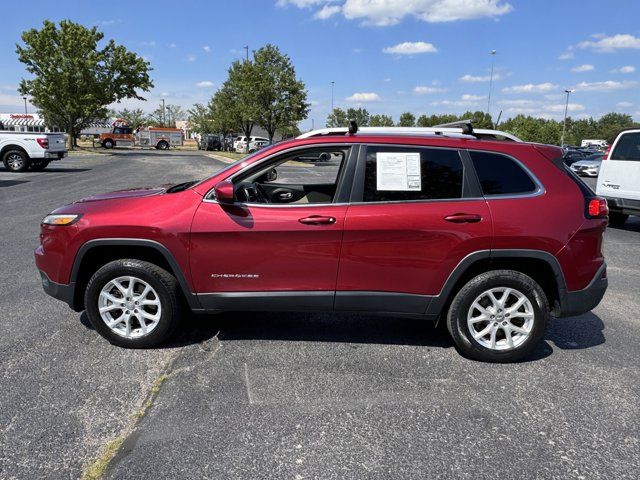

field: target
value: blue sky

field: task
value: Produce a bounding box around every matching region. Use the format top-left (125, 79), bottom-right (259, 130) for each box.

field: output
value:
top-left (1, 0), bottom-right (638, 129)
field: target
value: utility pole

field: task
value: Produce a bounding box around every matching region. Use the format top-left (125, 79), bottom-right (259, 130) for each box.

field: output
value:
top-left (561, 89), bottom-right (574, 147)
top-left (311, 118), bottom-right (315, 130)
top-left (331, 81), bottom-right (335, 112)
top-left (23, 97), bottom-right (27, 115)
top-left (244, 45), bottom-right (249, 62)
top-left (162, 98), bottom-right (166, 127)
top-left (487, 50), bottom-right (496, 117)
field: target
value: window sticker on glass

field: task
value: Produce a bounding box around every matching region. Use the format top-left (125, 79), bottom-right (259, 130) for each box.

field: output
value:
top-left (376, 152), bottom-right (422, 191)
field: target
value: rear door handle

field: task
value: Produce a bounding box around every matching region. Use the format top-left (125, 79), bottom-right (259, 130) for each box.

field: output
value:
top-left (299, 215), bottom-right (336, 225)
top-left (444, 213), bottom-right (482, 223)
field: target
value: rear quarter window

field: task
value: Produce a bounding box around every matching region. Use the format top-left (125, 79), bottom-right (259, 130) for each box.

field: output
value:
top-left (469, 151), bottom-right (537, 196)
top-left (611, 132), bottom-right (640, 161)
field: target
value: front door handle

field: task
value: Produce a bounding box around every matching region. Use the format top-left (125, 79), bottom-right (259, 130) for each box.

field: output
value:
top-left (444, 213), bottom-right (482, 223)
top-left (299, 215), bottom-right (336, 225)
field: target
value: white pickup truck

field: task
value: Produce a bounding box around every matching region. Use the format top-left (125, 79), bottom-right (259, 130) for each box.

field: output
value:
top-left (0, 129), bottom-right (67, 172)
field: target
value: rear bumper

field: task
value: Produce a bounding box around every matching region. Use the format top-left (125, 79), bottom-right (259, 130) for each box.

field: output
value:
top-left (38, 270), bottom-right (76, 309)
top-left (603, 196), bottom-right (640, 215)
top-left (44, 151), bottom-right (67, 160)
top-left (558, 263), bottom-right (608, 317)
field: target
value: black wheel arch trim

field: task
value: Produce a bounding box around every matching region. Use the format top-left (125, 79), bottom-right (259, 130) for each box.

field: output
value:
top-left (70, 238), bottom-right (201, 310)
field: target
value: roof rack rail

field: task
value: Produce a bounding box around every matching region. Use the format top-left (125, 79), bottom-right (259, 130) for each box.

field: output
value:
top-left (297, 123), bottom-right (522, 142)
top-left (432, 118), bottom-right (474, 135)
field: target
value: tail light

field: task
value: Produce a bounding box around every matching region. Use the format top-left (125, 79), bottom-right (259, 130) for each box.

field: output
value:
top-left (602, 145), bottom-right (611, 160)
top-left (587, 197), bottom-right (608, 218)
top-left (36, 137), bottom-right (49, 149)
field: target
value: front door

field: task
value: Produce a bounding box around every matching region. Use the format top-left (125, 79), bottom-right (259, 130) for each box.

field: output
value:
top-left (190, 145), bottom-right (354, 311)
top-left (335, 144), bottom-right (492, 314)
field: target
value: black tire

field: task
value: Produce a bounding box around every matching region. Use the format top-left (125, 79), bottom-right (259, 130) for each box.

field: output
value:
top-left (157, 141), bottom-right (169, 150)
top-left (103, 139), bottom-right (114, 149)
top-left (446, 270), bottom-right (549, 363)
top-left (84, 259), bottom-right (182, 348)
top-left (3, 150), bottom-right (30, 172)
top-left (608, 212), bottom-right (628, 227)
top-left (30, 160), bottom-right (50, 171)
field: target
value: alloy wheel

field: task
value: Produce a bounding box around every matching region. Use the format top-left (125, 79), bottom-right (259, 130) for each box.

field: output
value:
top-left (466, 287), bottom-right (535, 351)
top-left (7, 153), bottom-right (24, 170)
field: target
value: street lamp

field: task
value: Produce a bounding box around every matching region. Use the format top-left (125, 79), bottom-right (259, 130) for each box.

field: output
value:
top-left (23, 97), bottom-right (28, 115)
top-left (331, 81), bottom-right (335, 112)
top-left (244, 45), bottom-right (249, 62)
top-left (561, 89), bottom-right (574, 147)
top-left (487, 50), bottom-right (496, 117)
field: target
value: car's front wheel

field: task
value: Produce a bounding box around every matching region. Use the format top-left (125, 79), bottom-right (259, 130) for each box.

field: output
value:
top-left (84, 259), bottom-right (182, 348)
top-left (446, 270), bottom-right (549, 363)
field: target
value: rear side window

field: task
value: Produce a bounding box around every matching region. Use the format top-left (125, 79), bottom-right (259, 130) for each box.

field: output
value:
top-left (362, 146), bottom-right (463, 202)
top-left (611, 132), bottom-right (640, 161)
top-left (469, 151), bottom-right (537, 196)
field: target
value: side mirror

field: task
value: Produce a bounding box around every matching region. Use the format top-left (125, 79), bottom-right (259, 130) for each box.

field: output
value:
top-left (266, 168), bottom-right (278, 182)
top-left (214, 180), bottom-right (234, 204)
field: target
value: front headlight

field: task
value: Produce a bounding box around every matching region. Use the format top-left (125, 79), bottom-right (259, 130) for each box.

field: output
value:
top-left (42, 214), bottom-right (81, 226)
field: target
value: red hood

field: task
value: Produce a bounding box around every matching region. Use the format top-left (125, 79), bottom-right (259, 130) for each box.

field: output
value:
top-left (76, 186), bottom-right (169, 203)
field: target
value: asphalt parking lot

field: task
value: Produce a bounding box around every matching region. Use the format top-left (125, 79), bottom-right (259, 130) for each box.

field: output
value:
top-left (1, 151), bottom-right (638, 479)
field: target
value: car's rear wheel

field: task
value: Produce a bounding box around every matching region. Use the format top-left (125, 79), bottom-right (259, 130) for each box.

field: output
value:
top-left (84, 259), bottom-right (182, 348)
top-left (608, 212), bottom-right (628, 227)
top-left (3, 150), bottom-right (30, 172)
top-left (102, 139), bottom-right (114, 149)
top-left (30, 160), bottom-right (50, 171)
top-left (446, 270), bottom-right (549, 363)
top-left (157, 141), bottom-right (169, 150)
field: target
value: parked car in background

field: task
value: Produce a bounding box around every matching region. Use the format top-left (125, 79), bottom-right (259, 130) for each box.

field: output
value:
top-left (0, 127), bottom-right (67, 172)
top-left (581, 139), bottom-right (607, 149)
top-left (198, 134), bottom-right (222, 151)
top-left (596, 128), bottom-right (640, 226)
top-left (563, 148), bottom-right (589, 166)
top-left (570, 153), bottom-right (604, 177)
top-left (35, 122), bottom-right (609, 363)
top-left (234, 135), bottom-right (269, 152)
top-left (248, 140), bottom-right (270, 153)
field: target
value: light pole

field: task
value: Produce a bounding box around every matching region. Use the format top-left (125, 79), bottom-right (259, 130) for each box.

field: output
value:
top-left (23, 97), bottom-right (27, 115)
top-left (487, 50), bottom-right (496, 117)
top-left (162, 98), bottom-right (166, 127)
top-left (244, 45), bottom-right (249, 62)
top-left (330, 81), bottom-right (335, 112)
top-left (561, 89), bottom-right (574, 147)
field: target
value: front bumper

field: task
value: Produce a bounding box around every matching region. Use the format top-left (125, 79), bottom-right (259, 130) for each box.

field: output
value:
top-left (558, 264), bottom-right (608, 317)
top-left (39, 270), bottom-right (76, 308)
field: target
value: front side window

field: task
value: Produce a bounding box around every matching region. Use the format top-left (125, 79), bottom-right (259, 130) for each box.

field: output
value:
top-left (362, 146), bottom-right (464, 202)
top-left (232, 147), bottom-right (349, 204)
top-left (469, 151), bottom-right (537, 196)
top-left (611, 132), bottom-right (640, 161)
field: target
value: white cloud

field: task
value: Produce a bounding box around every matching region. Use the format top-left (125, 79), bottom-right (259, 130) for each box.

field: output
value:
top-left (383, 41), bottom-right (437, 55)
top-left (502, 82), bottom-right (558, 94)
top-left (558, 51), bottom-right (574, 60)
top-left (276, 0), bottom-right (335, 6)
top-left (498, 99), bottom-right (537, 107)
top-left (413, 86), bottom-right (447, 94)
top-left (571, 64), bottom-right (595, 73)
top-left (345, 92), bottom-right (381, 102)
top-left (186, 54), bottom-right (197, 62)
top-left (578, 33), bottom-right (640, 52)
top-left (315, 4), bottom-right (342, 19)
top-left (203, 45), bottom-right (212, 53)
top-left (432, 94), bottom-right (484, 107)
top-left (575, 80), bottom-right (639, 91)
top-left (167, 43), bottom-right (177, 48)
top-left (459, 73), bottom-right (501, 82)
top-left (140, 40), bottom-right (156, 47)
top-left (383, 77), bottom-right (392, 82)
top-left (611, 65), bottom-right (635, 73)
top-left (342, 0), bottom-right (513, 26)
top-left (461, 94), bottom-right (485, 101)
top-left (544, 103), bottom-right (585, 113)
top-left (617, 101), bottom-right (633, 108)
top-left (195, 81), bottom-right (215, 88)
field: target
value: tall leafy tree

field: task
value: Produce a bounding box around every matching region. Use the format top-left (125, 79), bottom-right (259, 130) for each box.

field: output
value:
top-left (398, 112), bottom-right (416, 127)
top-left (370, 114), bottom-right (394, 127)
top-left (346, 108), bottom-right (370, 127)
top-left (326, 107), bottom-right (348, 127)
top-left (253, 44), bottom-right (309, 142)
top-left (17, 20), bottom-right (153, 149)
top-left (187, 103), bottom-right (215, 135)
top-left (114, 108), bottom-right (147, 130)
top-left (416, 114), bottom-right (459, 127)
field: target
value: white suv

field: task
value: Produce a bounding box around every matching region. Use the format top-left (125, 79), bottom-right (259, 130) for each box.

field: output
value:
top-left (596, 129), bottom-right (640, 226)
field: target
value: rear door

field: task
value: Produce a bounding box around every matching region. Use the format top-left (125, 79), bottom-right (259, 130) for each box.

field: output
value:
top-left (597, 130), bottom-right (640, 200)
top-left (335, 144), bottom-right (492, 314)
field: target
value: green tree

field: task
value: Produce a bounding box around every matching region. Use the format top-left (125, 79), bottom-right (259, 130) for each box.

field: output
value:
top-left (208, 87), bottom-right (237, 143)
top-left (114, 108), bottom-right (147, 130)
top-left (597, 113), bottom-right (636, 144)
top-left (370, 114), bottom-right (394, 127)
top-left (326, 107), bottom-right (348, 127)
top-left (346, 107), bottom-right (370, 127)
top-left (17, 20), bottom-right (153, 149)
top-left (187, 103), bottom-right (215, 135)
top-left (416, 114), bottom-right (458, 127)
top-left (253, 44), bottom-right (309, 142)
top-left (398, 112), bottom-right (416, 127)
top-left (462, 111), bottom-right (494, 129)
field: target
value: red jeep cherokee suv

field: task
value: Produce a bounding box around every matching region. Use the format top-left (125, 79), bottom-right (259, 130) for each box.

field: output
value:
top-left (35, 124), bottom-right (608, 362)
